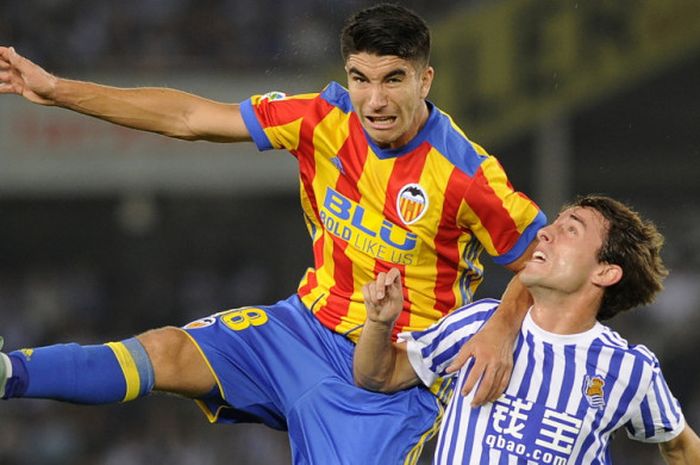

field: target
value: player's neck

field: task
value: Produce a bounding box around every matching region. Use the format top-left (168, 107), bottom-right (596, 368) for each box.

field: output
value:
top-left (529, 291), bottom-right (599, 335)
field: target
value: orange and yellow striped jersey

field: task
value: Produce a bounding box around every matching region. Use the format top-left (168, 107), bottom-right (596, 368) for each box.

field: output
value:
top-left (240, 82), bottom-right (546, 342)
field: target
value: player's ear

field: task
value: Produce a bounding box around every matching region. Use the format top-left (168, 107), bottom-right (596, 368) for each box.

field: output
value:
top-left (419, 66), bottom-right (434, 99)
top-left (592, 263), bottom-right (622, 288)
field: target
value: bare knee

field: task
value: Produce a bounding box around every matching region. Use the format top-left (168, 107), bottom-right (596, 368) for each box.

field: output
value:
top-left (137, 326), bottom-right (215, 397)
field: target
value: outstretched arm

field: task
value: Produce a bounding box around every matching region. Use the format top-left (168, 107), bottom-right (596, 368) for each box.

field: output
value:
top-left (659, 425), bottom-right (700, 465)
top-left (0, 46), bottom-right (251, 142)
top-left (447, 240), bottom-right (537, 406)
top-left (353, 268), bottom-right (419, 393)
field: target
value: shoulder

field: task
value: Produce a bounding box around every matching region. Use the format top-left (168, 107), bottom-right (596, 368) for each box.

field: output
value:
top-left (429, 298), bottom-right (500, 334)
top-left (424, 103), bottom-right (492, 177)
top-left (404, 299), bottom-right (500, 357)
top-left (596, 325), bottom-right (661, 367)
top-left (452, 298), bottom-right (501, 317)
top-left (319, 82), bottom-right (354, 114)
top-left (404, 299), bottom-right (499, 345)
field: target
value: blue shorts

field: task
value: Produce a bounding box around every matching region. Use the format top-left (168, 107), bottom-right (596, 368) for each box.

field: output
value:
top-left (182, 294), bottom-right (440, 465)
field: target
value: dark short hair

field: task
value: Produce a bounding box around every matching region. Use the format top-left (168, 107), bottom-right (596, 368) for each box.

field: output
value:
top-left (566, 195), bottom-right (668, 320)
top-left (340, 3), bottom-right (431, 67)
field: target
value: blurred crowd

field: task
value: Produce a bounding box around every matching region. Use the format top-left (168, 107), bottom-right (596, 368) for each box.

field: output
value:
top-left (0, 0), bottom-right (465, 74)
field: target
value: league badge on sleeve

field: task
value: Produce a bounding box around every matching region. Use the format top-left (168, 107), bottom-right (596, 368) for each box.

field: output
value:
top-left (260, 91), bottom-right (287, 102)
top-left (396, 183), bottom-right (428, 225)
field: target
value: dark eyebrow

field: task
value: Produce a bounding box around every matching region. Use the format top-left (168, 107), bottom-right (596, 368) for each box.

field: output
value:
top-left (347, 67), bottom-right (368, 79)
top-left (347, 67), bottom-right (407, 81)
top-left (383, 69), bottom-right (407, 80)
top-left (569, 212), bottom-right (587, 228)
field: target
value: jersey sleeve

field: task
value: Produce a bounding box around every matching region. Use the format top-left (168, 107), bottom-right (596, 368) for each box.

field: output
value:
top-left (625, 354), bottom-right (685, 443)
top-left (239, 90), bottom-right (320, 153)
top-left (398, 300), bottom-right (498, 387)
top-left (459, 156), bottom-right (547, 265)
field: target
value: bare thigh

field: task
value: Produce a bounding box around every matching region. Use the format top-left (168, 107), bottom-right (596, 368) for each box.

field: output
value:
top-left (137, 326), bottom-right (216, 397)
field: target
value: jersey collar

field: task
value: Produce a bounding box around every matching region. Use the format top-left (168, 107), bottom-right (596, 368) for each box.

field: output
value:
top-left (364, 101), bottom-right (438, 159)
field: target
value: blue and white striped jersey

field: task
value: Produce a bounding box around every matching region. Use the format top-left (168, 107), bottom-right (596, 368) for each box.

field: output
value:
top-left (401, 299), bottom-right (685, 465)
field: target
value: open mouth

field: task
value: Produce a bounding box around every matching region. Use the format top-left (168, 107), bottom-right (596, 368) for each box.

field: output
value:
top-left (366, 115), bottom-right (397, 128)
top-left (531, 250), bottom-right (547, 263)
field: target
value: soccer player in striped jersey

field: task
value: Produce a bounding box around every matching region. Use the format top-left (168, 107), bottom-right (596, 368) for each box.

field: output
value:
top-left (355, 194), bottom-right (700, 464)
top-left (0, 4), bottom-right (545, 464)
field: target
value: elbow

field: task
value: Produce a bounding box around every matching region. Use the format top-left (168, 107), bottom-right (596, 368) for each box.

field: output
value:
top-left (356, 380), bottom-right (394, 393)
top-left (171, 132), bottom-right (200, 141)
top-left (172, 106), bottom-right (204, 141)
top-left (353, 369), bottom-right (393, 393)
top-left (659, 425), bottom-right (700, 464)
top-left (155, 121), bottom-right (200, 141)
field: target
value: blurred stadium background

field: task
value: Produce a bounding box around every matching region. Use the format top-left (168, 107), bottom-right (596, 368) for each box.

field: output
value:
top-left (1, 1), bottom-right (699, 464)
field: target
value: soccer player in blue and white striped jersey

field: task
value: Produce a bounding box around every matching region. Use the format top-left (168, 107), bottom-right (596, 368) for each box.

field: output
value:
top-left (355, 194), bottom-right (700, 464)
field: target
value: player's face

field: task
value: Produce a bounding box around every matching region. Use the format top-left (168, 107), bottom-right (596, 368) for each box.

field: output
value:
top-left (345, 53), bottom-right (434, 149)
top-left (520, 207), bottom-right (609, 294)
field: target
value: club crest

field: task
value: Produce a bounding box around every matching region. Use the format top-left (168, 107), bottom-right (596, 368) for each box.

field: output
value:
top-left (183, 316), bottom-right (217, 329)
top-left (583, 374), bottom-right (606, 410)
top-left (396, 183), bottom-right (428, 225)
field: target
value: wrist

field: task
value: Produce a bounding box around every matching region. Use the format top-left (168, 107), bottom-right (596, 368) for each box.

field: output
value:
top-left (490, 303), bottom-right (523, 334)
top-left (47, 76), bottom-right (68, 105)
top-left (365, 318), bottom-right (395, 334)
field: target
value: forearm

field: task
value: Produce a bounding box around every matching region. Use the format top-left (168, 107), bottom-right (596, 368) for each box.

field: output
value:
top-left (356, 268), bottom-right (420, 392)
top-left (354, 320), bottom-right (398, 392)
top-left (354, 320), bottom-right (419, 393)
top-left (51, 79), bottom-right (244, 141)
top-left (493, 273), bottom-right (532, 332)
top-left (660, 426), bottom-right (700, 465)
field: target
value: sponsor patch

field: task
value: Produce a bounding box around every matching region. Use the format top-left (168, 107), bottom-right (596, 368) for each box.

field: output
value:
top-left (320, 186), bottom-right (419, 265)
top-left (484, 394), bottom-right (582, 464)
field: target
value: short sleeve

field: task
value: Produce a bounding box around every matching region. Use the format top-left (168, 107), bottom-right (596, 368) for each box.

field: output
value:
top-left (240, 90), bottom-right (320, 153)
top-left (459, 156), bottom-right (546, 265)
top-left (399, 300), bottom-right (498, 387)
top-left (625, 356), bottom-right (685, 443)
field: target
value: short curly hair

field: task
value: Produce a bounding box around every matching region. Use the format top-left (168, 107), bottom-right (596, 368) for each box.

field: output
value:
top-left (565, 195), bottom-right (668, 320)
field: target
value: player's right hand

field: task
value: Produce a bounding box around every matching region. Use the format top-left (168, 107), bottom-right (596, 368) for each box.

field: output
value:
top-left (361, 268), bottom-right (403, 327)
top-left (0, 46), bottom-right (58, 105)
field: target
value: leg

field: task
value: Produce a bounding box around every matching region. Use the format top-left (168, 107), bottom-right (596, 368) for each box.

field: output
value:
top-left (286, 364), bottom-right (440, 465)
top-left (183, 296), bottom-right (441, 465)
top-left (0, 326), bottom-right (214, 403)
top-left (138, 326), bottom-right (215, 397)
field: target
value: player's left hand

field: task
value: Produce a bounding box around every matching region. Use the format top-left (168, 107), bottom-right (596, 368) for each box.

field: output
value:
top-left (362, 267), bottom-right (403, 327)
top-left (0, 46), bottom-right (58, 105)
top-left (446, 314), bottom-right (514, 406)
